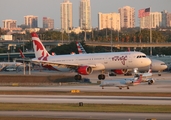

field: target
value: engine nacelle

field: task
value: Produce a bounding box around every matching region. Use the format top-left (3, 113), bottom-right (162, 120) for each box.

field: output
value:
top-left (77, 66), bottom-right (93, 75)
top-left (148, 79), bottom-right (155, 85)
top-left (112, 69), bottom-right (128, 74)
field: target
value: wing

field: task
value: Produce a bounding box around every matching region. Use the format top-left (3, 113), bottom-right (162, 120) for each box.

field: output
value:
top-left (31, 59), bottom-right (97, 69)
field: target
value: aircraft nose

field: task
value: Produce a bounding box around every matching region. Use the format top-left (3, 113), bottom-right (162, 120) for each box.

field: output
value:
top-left (145, 58), bottom-right (152, 66)
top-left (163, 65), bottom-right (168, 70)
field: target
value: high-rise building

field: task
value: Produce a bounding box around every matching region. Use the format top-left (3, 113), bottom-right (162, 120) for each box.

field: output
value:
top-left (161, 10), bottom-right (168, 28)
top-left (118, 6), bottom-right (135, 28)
top-left (98, 12), bottom-right (120, 31)
top-left (24, 15), bottom-right (38, 28)
top-left (79, 0), bottom-right (91, 30)
top-left (167, 13), bottom-right (171, 27)
top-left (43, 17), bottom-right (54, 29)
top-left (140, 12), bottom-right (162, 29)
top-left (3, 19), bottom-right (16, 29)
top-left (60, 0), bottom-right (72, 32)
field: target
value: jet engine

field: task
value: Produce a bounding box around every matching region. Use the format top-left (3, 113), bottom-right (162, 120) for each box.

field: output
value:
top-left (112, 69), bottom-right (129, 74)
top-left (148, 79), bottom-right (155, 85)
top-left (77, 66), bottom-right (93, 75)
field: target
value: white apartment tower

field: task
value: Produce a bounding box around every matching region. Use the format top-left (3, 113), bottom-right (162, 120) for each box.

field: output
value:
top-left (79, 0), bottom-right (91, 30)
top-left (24, 15), bottom-right (38, 28)
top-left (98, 12), bottom-right (120, 31)
top-left (3, 19), bottom-right (16, 29)
top-left (140, 12), bottom-right (162, 29)
top-left (118, 6), bottom-right (135, 28)
top-left (60, 0), bottom-right (72, 32)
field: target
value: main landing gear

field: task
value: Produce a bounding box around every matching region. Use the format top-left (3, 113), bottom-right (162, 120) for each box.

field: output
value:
top-left (98, 74), bottom-right (105, 80)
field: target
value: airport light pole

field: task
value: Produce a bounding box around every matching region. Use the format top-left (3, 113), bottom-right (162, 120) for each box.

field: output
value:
top-left (84, 27), bottom-right (87, 41)
top-left (61, 29), bottom-right (64, 44)
top-left (117, 20), bottom-right (120, 42)
top-left (110, 17), bottom-right (113, 52)
top-left (68, 19), bottom-right (70, 41)
top-left (106, 19), bottom-right (108, 39)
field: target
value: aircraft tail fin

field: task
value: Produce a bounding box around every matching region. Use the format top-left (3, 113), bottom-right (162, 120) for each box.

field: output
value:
top-left (31, 32), bottom-right (51, 60)
top-left (134, 74), bottom-right (143, 84)
top-left (19, 49), bottom-right (25, 58)
top-left (76, 42), bottom-right (87, 54)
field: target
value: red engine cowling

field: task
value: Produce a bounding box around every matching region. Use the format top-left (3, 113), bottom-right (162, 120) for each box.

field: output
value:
top-left (77, 66), bottom-right (93, 75)
top-left (113, 69), bottom-right (128, 74)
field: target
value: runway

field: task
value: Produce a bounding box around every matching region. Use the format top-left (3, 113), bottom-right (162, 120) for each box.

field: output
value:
top-left (0, 95), bottom-right (170, 105)
top-left (0, 111), bottom-right (170, 120)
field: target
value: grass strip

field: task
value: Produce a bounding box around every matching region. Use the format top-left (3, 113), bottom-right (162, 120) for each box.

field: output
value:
top-left (0, 103), bottom-right (170, 113)
top-left (0, 91), bottom-right (171, 97)
top-left (0, 117), bottom-right (85, 120)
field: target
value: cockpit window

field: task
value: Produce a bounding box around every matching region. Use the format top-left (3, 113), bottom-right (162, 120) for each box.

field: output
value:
top-left (136, 55), bottom-right (146, 58)
top-left (161, 63), bottom-right (166, 65)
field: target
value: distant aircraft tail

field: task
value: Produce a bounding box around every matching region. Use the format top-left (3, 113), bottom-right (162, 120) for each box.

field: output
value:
top-left (133, 75), bottom-right (143, 85)
top-left (19, 49), bottom-right (25, 58)
top-left (76, 42), bottom-right (87, 54)
top-left (31, 32), bottom-right (51, 60)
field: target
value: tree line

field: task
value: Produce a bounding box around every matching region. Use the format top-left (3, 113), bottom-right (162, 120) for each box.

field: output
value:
top-left (1, 27), bottom-right (171, 55)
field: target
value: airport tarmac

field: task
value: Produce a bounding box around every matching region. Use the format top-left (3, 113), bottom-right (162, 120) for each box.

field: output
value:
top-left (0, 71), bottom-right (171, 92)
top-left (0, 111), bottom-right (170, 120)
top-left (0, 70), bottom-right (171, 119)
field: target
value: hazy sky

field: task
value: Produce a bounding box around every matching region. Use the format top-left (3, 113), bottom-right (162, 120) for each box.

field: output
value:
top-left (0, 0), bottom-right (171, 28)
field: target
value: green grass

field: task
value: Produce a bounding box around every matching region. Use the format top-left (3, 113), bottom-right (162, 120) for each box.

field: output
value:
top-left (0, 103), bottom-right (170, 113)
top-left (0, 117), bottom-right (85, 120)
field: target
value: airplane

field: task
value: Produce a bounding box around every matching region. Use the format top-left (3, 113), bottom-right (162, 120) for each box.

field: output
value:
top-left (30, 32), bottom-right (151, 80)
top-left (76, 42), bottom-right (167, 76)
top-left (0, 62), bottom-right (22, 71)
top-left (100, 74), bottom-right (143, 89)
top-left (137, 59), bottom-right (167, 76)
top-left (134, 67), bottom-right (155, 85)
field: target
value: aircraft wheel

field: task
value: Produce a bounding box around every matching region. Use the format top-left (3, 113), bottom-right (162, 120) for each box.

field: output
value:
top-left (127, 87), bottom-right (129, 89)
top-left (74, 75), bottom-right (82, 81)
top-left (98, 74), bottom-right (102, 80)
top-left (98, 74), bottom-right (105, 80)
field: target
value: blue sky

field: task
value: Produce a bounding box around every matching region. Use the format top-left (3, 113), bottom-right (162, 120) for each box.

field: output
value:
top-left (0, 0), bottom-right (171, 28)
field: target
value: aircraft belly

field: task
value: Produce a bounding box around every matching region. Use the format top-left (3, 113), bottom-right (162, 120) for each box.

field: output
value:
top-left (54, 66), bottom-right (71, 72)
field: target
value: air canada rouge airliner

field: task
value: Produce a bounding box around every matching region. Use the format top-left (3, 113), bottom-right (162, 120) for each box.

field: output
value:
top-left (31, 32), bottom-right (151, 80)
top-left (76, 42), bottom-right (167, 76)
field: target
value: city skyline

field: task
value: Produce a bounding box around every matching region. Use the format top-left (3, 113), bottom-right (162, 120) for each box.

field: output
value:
top-left (0, 0), bottom-right (171, 28)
